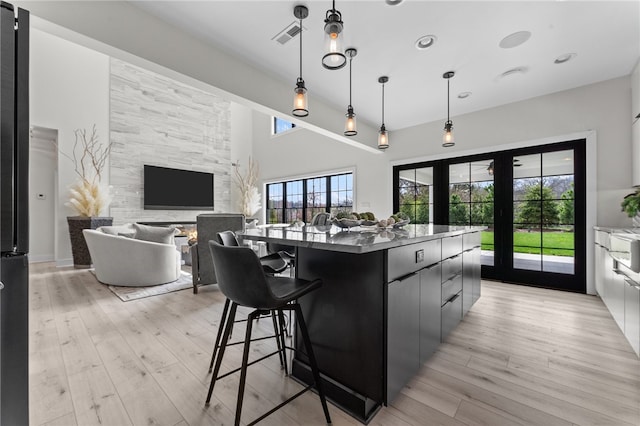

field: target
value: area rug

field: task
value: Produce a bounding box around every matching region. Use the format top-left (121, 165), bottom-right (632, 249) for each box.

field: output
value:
top-left (89, 270), bottom-right (193, 302)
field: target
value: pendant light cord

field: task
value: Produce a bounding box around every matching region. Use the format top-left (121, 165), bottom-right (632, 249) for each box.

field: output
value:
top-left (299, 18), bottom-right (303, 80)
top-left (446, 78), bottom-right (450, 122)
top-left (349, 56), bottom-right (353, 106)
top-left (381, 83), bottom-right (385, 126)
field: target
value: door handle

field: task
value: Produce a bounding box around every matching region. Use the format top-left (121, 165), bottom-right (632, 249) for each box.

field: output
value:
top-left (0, 281), bottom-right (4, 290)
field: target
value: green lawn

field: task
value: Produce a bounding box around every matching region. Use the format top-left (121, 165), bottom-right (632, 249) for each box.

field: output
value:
top-left (481, 231), bottom-right (574, 257)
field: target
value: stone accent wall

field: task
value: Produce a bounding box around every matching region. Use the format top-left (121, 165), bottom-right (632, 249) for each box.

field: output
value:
top-left (109, 58), bottom-right (231, 225)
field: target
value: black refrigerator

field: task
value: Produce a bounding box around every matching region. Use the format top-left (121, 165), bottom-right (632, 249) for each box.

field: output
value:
top-left (0, 1), bottom-right (29, 425)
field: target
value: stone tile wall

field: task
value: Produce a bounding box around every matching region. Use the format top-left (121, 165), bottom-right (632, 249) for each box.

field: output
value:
top-left (109, 58), bottom-right (231, 224)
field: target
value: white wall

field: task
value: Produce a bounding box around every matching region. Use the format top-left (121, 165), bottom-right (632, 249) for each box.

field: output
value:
top-left (29, 127), bottom-right (57, 262)
top-left (253, 114), bottom-right (391, 218)
top-left (254, 76), bottom-right (631, 227)
top-left (30, 28), bottom-right (253, 264)
top-left (391, 76), bottom-right (632, 228)
top-left (30, 28), bottom-right (110, 265)
top-left (230, 103), bottom-right (254, 216)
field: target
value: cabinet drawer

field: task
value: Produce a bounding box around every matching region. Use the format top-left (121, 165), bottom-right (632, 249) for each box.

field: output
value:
top-left (442, 235), bottom-right (463, 260)
top-left (388, 239), bottom-right (441, 282)
top-left (441, 291), bottom-right (462, 341)
top-left (463, 232), bottom-right (481, 251)
top-left (441, 273), bottom-right (462, 305)
top-left (441, 254), bottom-right (462, 282)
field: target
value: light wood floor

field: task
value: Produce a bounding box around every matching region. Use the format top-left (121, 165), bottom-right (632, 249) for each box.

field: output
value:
top-left (29, 262), bottom-right (640, 426)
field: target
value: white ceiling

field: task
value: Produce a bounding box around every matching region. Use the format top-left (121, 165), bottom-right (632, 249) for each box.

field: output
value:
top-left (130, 0), bottom-right (640, 131)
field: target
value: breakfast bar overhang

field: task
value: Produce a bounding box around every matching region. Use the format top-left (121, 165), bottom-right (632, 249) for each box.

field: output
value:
top-left (239, 224), bottom-right (483, 423)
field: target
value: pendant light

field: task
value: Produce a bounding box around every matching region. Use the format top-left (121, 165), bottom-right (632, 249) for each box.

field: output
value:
top-left (442, 71), bottom-right (455, 147)
top-left (378, 76), bottom-right (389, 150)
top-left (322, 0), bottom-right (347, 70)
top-left (344, 48), bottom-right (357, 136)
top-left (292, 5), bottom-right (309, 117)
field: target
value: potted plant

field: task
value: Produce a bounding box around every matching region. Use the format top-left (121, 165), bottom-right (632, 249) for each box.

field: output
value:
top-left (621, 188), bottom-right (640, 227)
top-left (62, 125), bottom-right (113, 268)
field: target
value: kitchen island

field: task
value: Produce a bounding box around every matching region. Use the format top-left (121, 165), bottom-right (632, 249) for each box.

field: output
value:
top-left (239, 223), bottom-right (483, 423)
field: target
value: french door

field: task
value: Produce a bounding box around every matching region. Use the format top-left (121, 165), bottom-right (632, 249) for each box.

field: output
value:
top-left (393, 139), bottom-right (586, 293)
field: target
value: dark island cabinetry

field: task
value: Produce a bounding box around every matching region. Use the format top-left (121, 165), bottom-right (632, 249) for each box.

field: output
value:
top-left (239, 224), bottom-right (483, 423)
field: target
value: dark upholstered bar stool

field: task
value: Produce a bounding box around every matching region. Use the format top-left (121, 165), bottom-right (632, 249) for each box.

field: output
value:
top-left (217, 230), bottom-right (288, 274)
top-left (208, 231), bottom-right (288, 374)
top-left (206, 241), bottom-right (331, 426)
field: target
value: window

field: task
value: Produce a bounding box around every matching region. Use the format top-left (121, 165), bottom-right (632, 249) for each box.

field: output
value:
top-left (266, 172), bottom-right (353, 224)
top-left (273, 117), bottom-right (296, 135)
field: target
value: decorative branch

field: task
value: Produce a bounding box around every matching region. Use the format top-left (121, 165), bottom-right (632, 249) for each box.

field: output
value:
top-left (56, 125), bottom-right (113, 217)
top-left (233, 157), bottom-right (261, 218)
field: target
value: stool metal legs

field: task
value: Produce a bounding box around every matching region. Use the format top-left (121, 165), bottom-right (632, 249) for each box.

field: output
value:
top-left (206, 302), bottom-right (332, 425)
top-left (209, 298), bottom-right (286, 373)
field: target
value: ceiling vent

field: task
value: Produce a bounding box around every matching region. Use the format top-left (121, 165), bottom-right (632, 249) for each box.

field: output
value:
top-left (272, 21), bottom-right (303, 45)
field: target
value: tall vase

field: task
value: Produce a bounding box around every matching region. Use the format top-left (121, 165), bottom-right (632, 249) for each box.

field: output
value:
top-left (67, 216), bottom-right (113, 268)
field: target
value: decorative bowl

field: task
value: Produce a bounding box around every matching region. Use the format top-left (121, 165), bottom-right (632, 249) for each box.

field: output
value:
top-left (360, 219), bottom-right (378, 227)
top-left (332, 218), bottom-right (362, 229)
top-left (392, 219), bottom-right (410, 228)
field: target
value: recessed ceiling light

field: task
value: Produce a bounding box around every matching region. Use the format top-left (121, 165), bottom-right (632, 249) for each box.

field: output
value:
top-left (500, 66), bottom-right (528, 78)
top-left (554, 53), bottom-right (576, 64)
top-left (415, 35), bottom-right (437, 50)
top-left (499, 31), bottom-right (532, 49)
top-left (385, 0), bottom-right (404, 5)
top-left (457, 92), bottom-right (472, 99)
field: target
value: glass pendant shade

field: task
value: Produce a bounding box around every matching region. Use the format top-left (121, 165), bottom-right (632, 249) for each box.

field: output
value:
top-left (442, 121), bottom-right (454, 147)
top-left (292, 79), bottom-right (308, 117)
top-left (378, 125), bottom-right (389, 149)
top-left (322, 3), bottom-right (346, 70)
top-left (323, 30), bottom-right (345, 69)
top-left (344, 106), bottom-right (357, 136)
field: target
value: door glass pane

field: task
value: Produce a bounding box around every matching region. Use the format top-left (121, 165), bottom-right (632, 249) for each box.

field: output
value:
top-left (513, 225), bottom-right (542, 271)
top-left (513, 150), bottom-right (575, 275)
top-left (449, 160), bottom-right (494, 266)
top-left (541, 150), bottom-right (575, 274)
top-left (398, 167), bottom-right (433, 224)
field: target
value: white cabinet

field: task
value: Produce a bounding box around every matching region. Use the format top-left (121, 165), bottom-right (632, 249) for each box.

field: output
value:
top-left (610, 270), bottom-right (626, 332)
top-left (594, 228), bottom-right (640, 357)
top-left (594, 243), bottom-right (605, 296)
top-left (624, 279), bottom-right (640, 356)
top-left (632, 61), bottom-right (640, 185)
top-left (634, 121), bottom-right (640, 186)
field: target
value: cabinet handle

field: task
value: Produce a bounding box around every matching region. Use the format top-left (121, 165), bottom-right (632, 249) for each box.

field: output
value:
top-left (448, 293), bottom-right (461, 303)
top-left (395, 271), bottom-right (418, 283)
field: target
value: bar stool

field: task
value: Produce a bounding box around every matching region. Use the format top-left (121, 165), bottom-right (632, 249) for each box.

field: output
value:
top-left (208, 231), bottom-right (288, 374)
top-left (206, 241), bottom-right (331, 426)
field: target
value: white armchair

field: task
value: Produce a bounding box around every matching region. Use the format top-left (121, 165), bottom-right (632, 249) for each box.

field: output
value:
top-left (83, 229), bottom-right (181, 286)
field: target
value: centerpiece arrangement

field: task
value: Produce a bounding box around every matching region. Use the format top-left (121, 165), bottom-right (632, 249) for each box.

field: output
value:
top-left (332, 211), bottom-right (410, 230)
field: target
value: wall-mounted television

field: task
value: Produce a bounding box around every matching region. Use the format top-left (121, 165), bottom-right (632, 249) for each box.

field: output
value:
top-left (144, 165), bottom-right (214, 210)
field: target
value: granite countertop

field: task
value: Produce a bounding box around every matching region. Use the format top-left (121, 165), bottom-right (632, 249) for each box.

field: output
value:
top-left (238, 223), bottom-right (485, 254)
